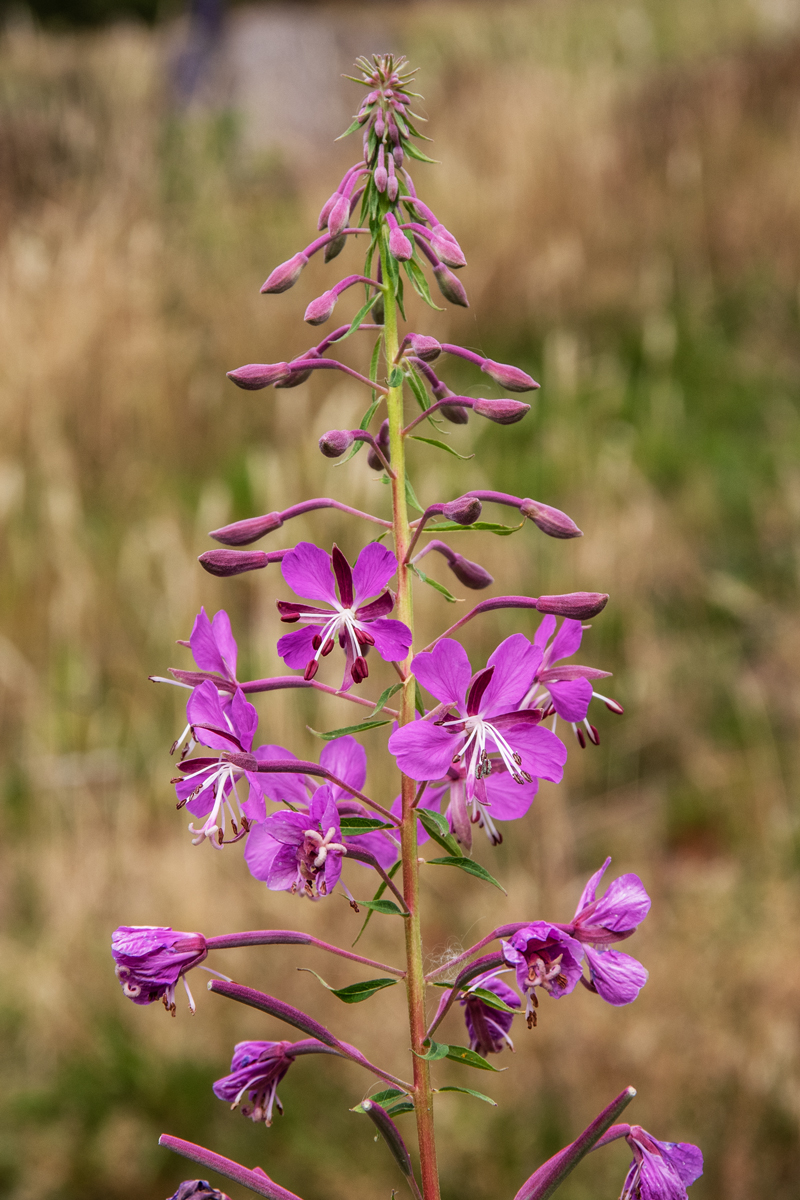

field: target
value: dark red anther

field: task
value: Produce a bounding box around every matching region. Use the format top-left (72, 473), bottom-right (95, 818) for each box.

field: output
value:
top-left (312, 633), bottom-right (322, 651)
top-left (321, 638), bottom-right (335, 657)
top-left (304, 660), bottom-right (319, 682)
top-left (587, 723), bottom-right (600, 746)
top-left (357, 628), bottom-right (375, 647)
top-left (576, 727), bottom-right (587, 749)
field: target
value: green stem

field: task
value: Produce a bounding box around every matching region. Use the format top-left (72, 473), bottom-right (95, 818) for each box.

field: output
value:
top-left (380, 232), bottom-right (441, 1200)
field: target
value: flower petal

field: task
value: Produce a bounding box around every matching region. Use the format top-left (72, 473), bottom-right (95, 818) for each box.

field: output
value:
top-left (533, 614), bottom-right (556, 652)
top-left (591, 873), bottom-right (652, 932)
top-left (482, 634), bottom-right (542, 712)
top-left (229, 688), bottom-right (258, 752)
top-left (345, 829), bottom-right (398, 870)
top-left (281, 542), bottom-right (338, 603)
top-left (277, 625), bottom-right (320, 669)
top-left (244, 822), bottom-right (290, 883)
top-left (411, 638), bottom-right (471, 707)
top-left (659, 1142), bottom-right (704, 1188)
top-left (388, 720), bottom-right (458, 781)
top-left (369, 617), bottom-right (413, 663)
top-left (260, 810), bottom-right (307, 845)
top-left (189, 608), bottom-right (226, 677)
top-left (484, 769), bottom-right (538, 820)
top-left (574, 857), bottom-right (611, 916)
top-left (548, 677), bottom-right (593, 722)
top-left (549, 617), bottom-right (583, 663)
top-left (584, 946), bottom-right (648, 1005)
top-left (489, 722), bottom-right (567, 784)
top-left (320, 736), bottom-right (367, 795)
top-left (254, 744), bottom-right (313, 806)
top-left (352, 542), bottom-right (397, 604)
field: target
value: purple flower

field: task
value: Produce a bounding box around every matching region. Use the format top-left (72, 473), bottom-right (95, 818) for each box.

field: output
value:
top-left (522, 615), bottom-right (622, 747)
top-left (213, 1040), bottom-right (297, 1126)
top-left (111, 926), bottom-right (207, 1014)
top-left (243, 787), bottom-right (347, 900)
top-left (167, 1183), bottom-right (231, 1200)
top-left (566, 858), bottom-right (650, 1006)
top-left (244, 736), bottom-right (399, 891)
top-left (501, 923), bottom-right (585, 1025)
top-left (621, 1126), bottom-right (703, 1199)
top-left (184, 606), bottom-right (239, 684)
top-left (276, 542), bottom-right (412, 688)
top-left (459, 971), bottom-right (520, 1056)
top-left (388, 635), bottom-right (567, 841)
top-left (173, 681), bottom-right (263, 847)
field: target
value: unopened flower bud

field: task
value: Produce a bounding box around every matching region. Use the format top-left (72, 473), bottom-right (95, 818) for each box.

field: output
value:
top-left (210, 511), bottom-right (283, 546)
top-left (372, 293), bottom-right (385, 324)
top-left (472, 398), bottom-right (531, 425)
top-left (519, 498), bottom-right (582, 539)
top-left (327, 192), bottom-right (351, 238)
top-left (227, 362), bottom-right (291, 390)
top-left (374, 145), bottom-right (388, 193)
top-left (387, 214), bottom-right (413, 262)
top-left (387, 158), bottom-right (398, 202)
top-left (441, 403), bottom-right (469, 424)
top-left (304, 289), bottom-right (338, 326)
top-left (274, 366), bottom-right (313, 389)
top-left (442, 495), bottom-right (482, 525)
top-left (260, 252), bottom-right (309, 295)
top-left (448, 552), bottom-right (493, 589)
top-left (168, 1183), bottom-right (231, 1200)
top-left (367, 418), bottom-right (391, 472)
top-left (317, 188), bottom-right (339, 230)
top-left (481, 358), bottom-right (539, 392)
top-left (392, 144), bottom-right (404, 168)
top-left (323, 234), bottom-right (347, 263)
top-left (199, 550), bottom-right (270, 577)
top-left (536, 592), bottom-right (609, 619)
top-left (319, 429), bottom-right (355, 458)
top-left (431, 227), bottom-right (466, 268)
top-left (433, 263), bottom-right (469, 308)
top-left (407, 334), bottom-right (441, 362)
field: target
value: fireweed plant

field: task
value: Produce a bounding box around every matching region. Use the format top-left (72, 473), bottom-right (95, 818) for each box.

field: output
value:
top-left (115, 57), bottom-right (703, 1200)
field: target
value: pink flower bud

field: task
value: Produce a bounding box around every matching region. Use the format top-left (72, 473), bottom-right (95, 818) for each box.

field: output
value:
top-left (210, 511), bottom-right (283, 546)
top-left (317, 190), bottom-right (338, 230)
top-left (440, 403), bottom-right (470, 424)
top-left (304, 290), bottom-right (338, 326)
top-left (481, 359), bottom-right (539, 392)
top-left (367, 418), bottom-right (391, 472)
top-left (319, 429), bottom-right (355, 458)
top-left (433, 263), bottom-right (469, 308)
top-left (374, 145), bottom-right (388, 193)
top-left (472, 398), bottom-right (531, 425)
top-left (387, 217), bottom-right (413, 262)
top-left (327, 193), bottom-right (351, 238)
top-left (323, 234), bottom-right (347, 264)
top-left (519, 499), bottom-right (582, 539)
top-left (392, 144), bottom-right (404, 168)
top-left (387, 157), bottom-right (398, 202)
top-left (536, 592), bottom-right (609, 619)
top-left (198, 550), bottom-right (270, 577)
top-left (274, 366), bottom-right (313, 389)
top-left (441, 495), bottom-right (482, 525)
top-left (448, 552), bottom-right (493, 589)
top-left (227, 362), bottom-right (291, 390)
top-left (260, 252), bottom-right (309, 295)
top-left (407, 334), bottom-right (441, 362)
top-left (431, 227), bottom-right (466, 268)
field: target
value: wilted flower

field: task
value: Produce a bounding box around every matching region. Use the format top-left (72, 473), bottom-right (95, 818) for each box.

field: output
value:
top-left (213, 1040), bottom-right (297, 1125)
top-left (501, 923), bottom-right (585, 1026)
top-left (621, 1126), bottom-right (703, 1199)
top-left (276, 542), bottom-right (412, 688)
top-left (112, 926), bottom-right (208, 1014)
top-left (459, 971), bottom-right (520, 1056)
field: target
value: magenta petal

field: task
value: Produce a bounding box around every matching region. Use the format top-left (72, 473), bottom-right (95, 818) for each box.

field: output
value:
top-left (277, 625), bottom-right (320, 669)
top-left (346, 830), bottom-right (398, 870)
top-left (320, 736), bottom-right (367, 794)
top-left (309, 788), bottom-right (340, 834)
top-left (533, 614), bottom-right (556, 651)
top-left (584, 946), bottom-right (648, 1005)
top-left (482, 633), bottom-right (541, 712)
top-left (549, 677), bottom-right (593, 722)
top-left (411, 638), bottom-right (471, 706)
top-left (241, 775), bottom-right (266, 823)
top-left (370, 617), bottom-right (413, 662)
top-left (352, 542), bottom-right (397, 603)
top-left (355, 591), bottom-right (394, 621)
top-left (484, 770), bottom-right (538, 820)
top-left (659, 1142), bottom-right (704, 1188)
top-left (549, 617), bottom-right (583, 663)
top-left (186, 680), bottom-right (239, 751)
top-left (592, 874), bottom-right (652, 931)
top-left (281, 542), bottom-right (338, 603)
top-left (189, 608), bottom-right (226, 676)
top-left (388, 721), bottom-right (457, 781)
top-left (244, 822), bottom-right (287, 882)
top-left (575, 857), bottom-right (611, 915)
top-left (491, 723), bottom-right (567, 784)
top-left (229, 688), bottom-right (258, 752)
top-left (267, 843), bottom-right (303, 890)
top-left (254, 744), bottom-right (312, 806)
top-left (178, 770), bottom-right (216, 815)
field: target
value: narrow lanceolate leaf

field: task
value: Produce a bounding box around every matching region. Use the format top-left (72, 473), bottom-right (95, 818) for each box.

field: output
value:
top-left (417, 807), bottom-right (464, 857)
top-left (435, 1086), bottom-right (498, 1106)
top-left (427, 856), bottom-right (507, 893)
top-left (405, 475), bottom-right (425, 514)
top-left (403, 256), bottom-right (442, 310)
top-left (355, 898), bottom-right (406, 917)
top-left (405, 361), bottom-right (432, 412)
top-left (352, 859), bottom-right (402, 945)
top-left (425, 519), bottom-right (525, 536)
top-left (514, 1086), bottom-right (637, 1200)
top-left (410, 563), bottom-right (461, 603)
top-left (370, 682), bottom-right (404, 716)
top-left (410, 436), bottom-right (475, 461)
top-left (445, 1044), bottom-right (503, 1072)
top-left (466, 986), bottom-right (519, 1013)
top-left (416, 1039), bottom-right (450, 1061)
top-left (335, 116), bottom-right (362, 139)
top-left (351, 1088), bottom-right (405, 1113)
top-left (388, 365), bottom-right (405, 388)
top-left (405, 142), bottom-right (439, 164)
top-left (339, 293), bottom-right (380, 341)
top-left (298, 968), bottom-right (399, 1004)
top-left (338, 817), bottom-right (394, 835)
top-left (307, 718), bottom-right (392, 741)
top-left (158, 1135), bottom-right (304, 1200)
top-left (208, 981), bottom-right (340, 1048)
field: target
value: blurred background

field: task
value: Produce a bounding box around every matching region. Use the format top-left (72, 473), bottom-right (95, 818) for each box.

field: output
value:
top-left (2, 0), bottom-right (800, 1196)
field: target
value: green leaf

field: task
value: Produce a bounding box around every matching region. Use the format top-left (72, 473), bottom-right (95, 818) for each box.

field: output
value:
top-left (335, 116), bottom-right (362, 140)
top-left (445, 1044), bottom-right (503, 1072)
top-left (435, 1086), bottom-right (498, 1106)
top-left (370, 681), bottom-right (403, 716)
top-left (298, 967), bottom-right (399, 1004)
top-left (405, 362), bottom-right (432, 412)
top-left (307, 719), bottom-right (392, 741)
top-left (410, 563), bottom-right (461, 603)
top-left (416, 1040), bottom-right (450, 1061)
top-left (404, 476), bottom-right (425, 514)
top-left (417, 808), bottom-right (463, 857)
top-left (425, 520), bottom-right (525, 536)
top-left (427, 856), bottom-right (507, 894)
top-left (337, 292), bottom-right (380, 343)
top-left (405, 142), bottom-right (439, 164)
top-left (403, 256), bottom-right (442, 310)
top-left (338, 817), bottom-right (394, 835)
top-left (410, 435), bottom-right (474, 462)
top-left (385, 1100), bottom-right (416, 1116)
top-left (388, 365), bottom-right (405, 388)
top-left (355, 898), bottom-right (406, 917)
top-left (466, 986), bottom-right (519, 1013)
top-left (351, 1088), bottom-right (405, 1114)
top-left (396, 272), bottom-right (406, 320)
top-left (352, 860), bottom-right (402, 945)
top-left (414, 679), bottom-right (426, 716)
